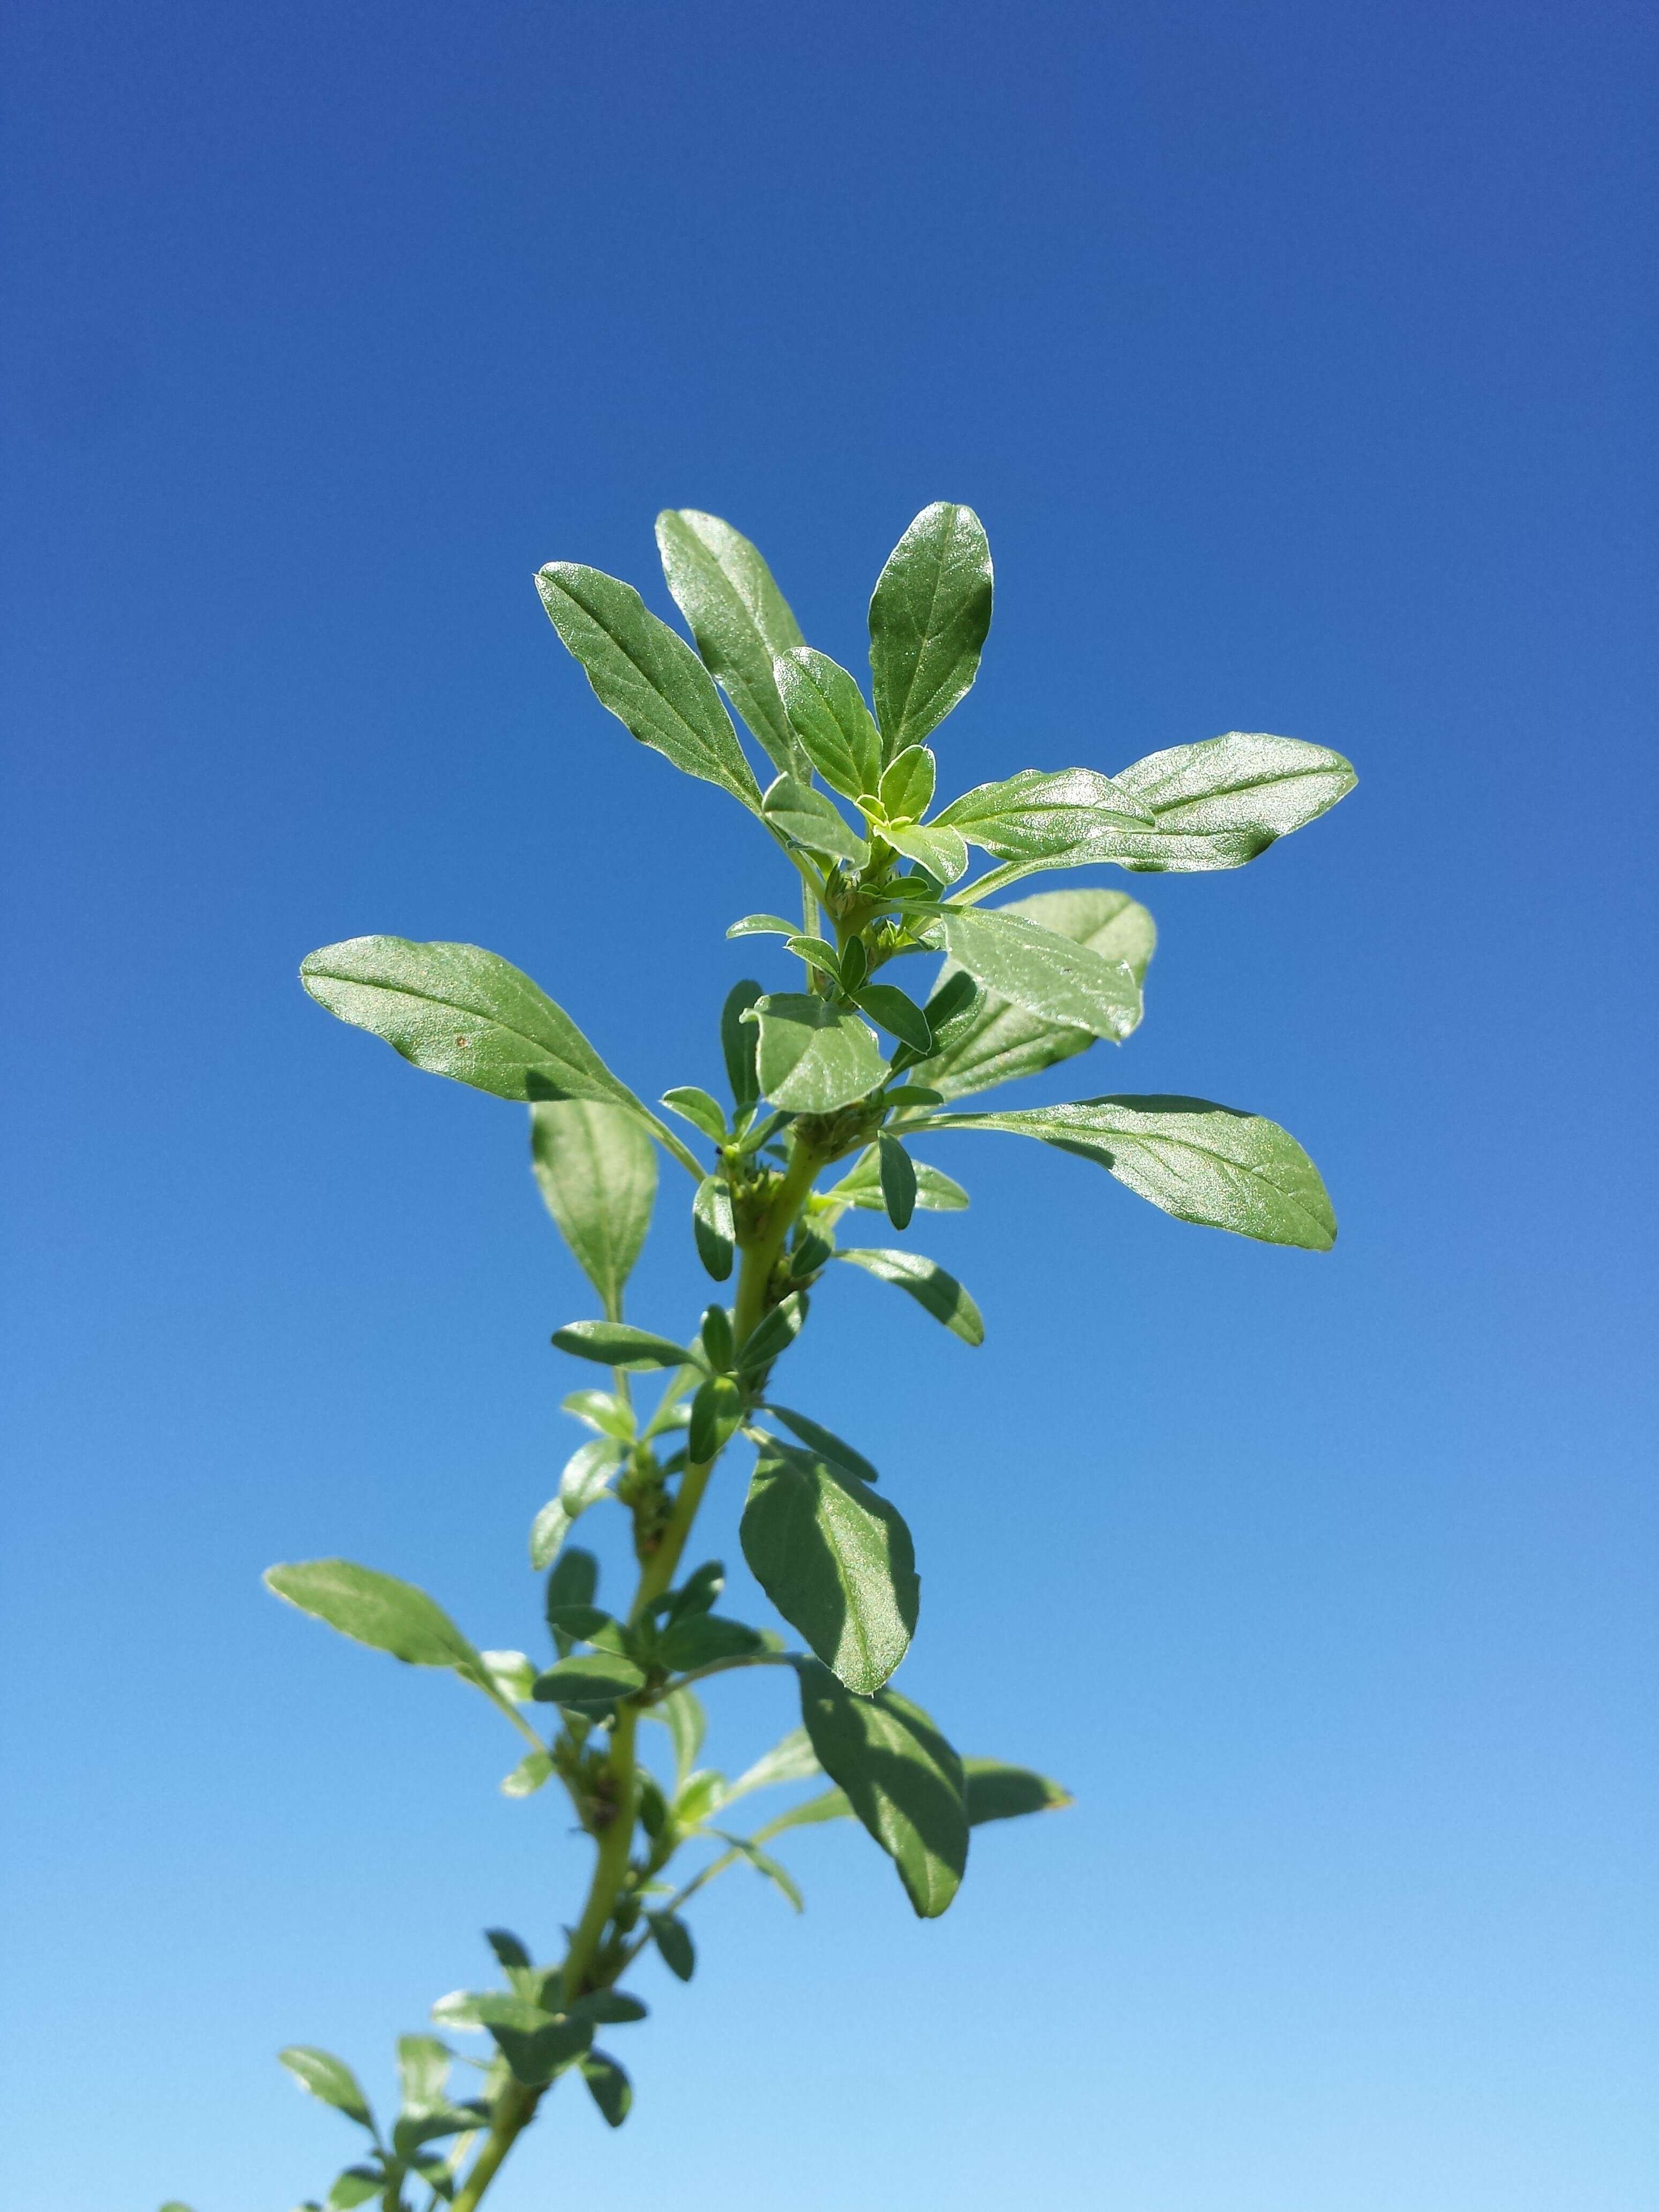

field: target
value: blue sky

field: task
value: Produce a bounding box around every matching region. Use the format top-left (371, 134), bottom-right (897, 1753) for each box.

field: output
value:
top-left (3, 4), bottom-right (1655, 2207)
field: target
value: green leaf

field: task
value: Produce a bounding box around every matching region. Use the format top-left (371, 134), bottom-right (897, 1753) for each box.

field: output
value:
top-left (742, 1443), bottom-right (918, 1694)
top-left (278, 2047), bottom-right (376, 2132)
top-left (832, 1248), bottom-right (984, 1346)
top-left (567, 1989), bottom-right (647, 2028)
top-left (794, 1661), bottom-right (968, 1918)
top-left (934, 766), bottom-right (1154, 859)
top-left (762, 1405), bottom-right (880, 1484)
top-left (698, 1303), bottom-right (735, 1373)
top-left (868, 502), bottom-right (993, 754)
top-left (921, 906), bottom-right (1141, 1043)
top-left (395, 2035), bottom-right (451, 2115)
top-left (532, 1651), bottom-right (648, 1714)
top-left (265, 1563), bottom-right (481, 1675)
top-left (1110, 730), bottom-right (1357, 864)
top-left (659, 1612), bottom-right (771, 1670)
top-left (849, 981), bottom-right (932, 1053)
top-left (760, 774), bottom-right (868, 865)
top-left (660, 1086), bottom-right (727, 1141)
top-left (562, 1387), bottom-right (634, 1440)
top-left (530, 1440), bottom-right (623, 1571)
top-left (784, 933), bottom-right (844, 983)
top-left (725, 1725), bottom-right (824, 1802)
top-left (876, 1134), bottom-right (916, 1230)
top-left (961, 1756), bottom-right (1074, 1825)
top-left (726, 914), bottom-right (799, 938)
top-left (687, 1374), bottom-right (744, 1462)
top-left (535, 562), bottom-right (762, 813)
top-left (721, 980), bottom-right (764, 1109)
top-left (545, 1547), bottom-right (600, 1633)
top-left (579, 2050), bottom-right (633, 2128)
top-left (551, 1321), bottom-right (694, 1370)
top-left (917, 1094), bottom-right (1336, 1249)
top-left (825, 1148), bottom-right (967, 1216)
top-left (642, 1686), bottom-right (706, 1783)
top-left (877, 744), bottom-right (937, 822)
top-left (655, 509), bottom-right (808, 779)
top-left (691, 1172), bottom-right (735, 1282)
top-left (502, 1748), bottom-right (556, 1798)
top-left (709, 1830), bottom-right (805, 1911)
top-left (774, 647), bottom-right (884, 801)
top-left (647, 1911), bottom-right (696, 1982)
top-left (881, 820), bottom-right (969, 884)
top-left (472, 1995), bottom-right (591, 2087)
top-left (480, 1649), bottom-right (537, 1703)
top-left (752, 1785), bottom-right (854, 1840)
top-left (908, 888), bottom-right (1155, 1100)
top-left (748, 995), bottom-right (887, 1113)
top-left (737, 1287), bottom-right (808, 1373)
top-left (531, 1101), bottom-right (657, 1320)
top-left (300, 939), bottom-right (669, 1138)
top-left (325, 2169), bottom-right (384, 2210)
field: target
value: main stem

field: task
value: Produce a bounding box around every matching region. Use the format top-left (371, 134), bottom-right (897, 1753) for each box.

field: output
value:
top-left (449, 1132), bottom-right (823, 2212)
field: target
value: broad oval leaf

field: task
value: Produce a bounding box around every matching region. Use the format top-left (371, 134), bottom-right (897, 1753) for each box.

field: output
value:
top-left (794, 1660), bottom-right (968, 1918)
top-left (909, 888), bottom-right (1155, 1099)
top-left (877, 744), bottom-right (937, 823)
top-left (535, 562), bottom-right (762, 813)
top-left (774, 647), bottom-right (884, 802)
top-left (531, 1101), bottom-right (657, 1319)
top-left (655, 510), bottom-right (808, 778)
top-left (278, 2047), bottom-right (376, 2131)
top-left (1112, 730), bottom-right (1356, 854)
top-left (742, 1443), bottom-right (920, 1694)
top-left (760, 774), bottom-right (869, 865)
top-left (935, 766), bottom-right (1154, 857)
top-left (265, 1561), bottom-right (481, 1673)
top-left (301, 938), bottom-right (663, 1126)
top-left (660, 1085), bottom-right (727, 1140)
top-left (833, 1247), bottom-right (984, 1344)
top-left (917, 1094), bottom-right (1336, 1250)
top-left (961, 1756), bottom-right (1074, 1825)
top-left (868, 502), bottom-right (993, 754)
top-left (747, 995), bottom-right (888, 1113)
top-left (850, 980), bottom-right (932, 1052)
top-left (923, 905), bottom-right (1141, 1042)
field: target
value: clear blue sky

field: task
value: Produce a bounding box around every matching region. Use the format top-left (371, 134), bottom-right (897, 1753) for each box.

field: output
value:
top-left (4, 5), bottom-right (1654, 2207)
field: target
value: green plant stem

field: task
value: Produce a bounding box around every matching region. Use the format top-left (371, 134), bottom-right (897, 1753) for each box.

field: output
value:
top-left (452, 1137), bottom-right (826, 2212)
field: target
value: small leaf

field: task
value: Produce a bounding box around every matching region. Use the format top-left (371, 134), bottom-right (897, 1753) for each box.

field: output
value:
top-left (877, 744), bottom-right (937, 823)
top-left (530, 1101), bottom-right (657, 1318)
top-left (476, 1996), bottom-right (591, 2086)
top-left (687, 1374), bottom-right (744, 1462)
top-left (737, 1287), bottom-right (808, 1373)
top-left (748, 995), bottom-right (888, 1113)
top-left (663, 1560), bottom-right (724, 1620)
top-left (752, 1786), bottom-right (854, 1839)
top-left (642, 1686), bottom-right (706, 1783)
top-left (833, 1248), bottom-right (984, 1345)
top-left (849, 981), bottom-right (932, 1053)
top-left (726, 1725), bottom-right (823, 1802)
top-left (544, 1546), bottom-right (600, 1653)
top-left (660, 1086), bottom-right (727, 1141)
top-left (265, 1563), bottom-right (481, 1675)
top-left (922, 906), bottom-right (1141, 1043)
top-left (881, 821), bottom-right (969, 884)
top-left (657, 1612), bottom-right (771, 1671)
top-left (532, 1652), bottom-right (647, 1714)
top-left (760, 774), bottom-right (868, 864)
top-left (278, 2047), bottom-right (376, 2132)
top-left (326, 2169), bottom-right (384, 2210)
top-left (961, 1757), bottom-right (1074, 1825)
top-left (710, 1830), bottom-right (805, 1911)
top-left (794, 1661), bottom-right (968, 1918)
top-left (502, 1748), bottom-right (556, 1797)
top-left (726, 914), bottom-right (799, 939)
top-left (868, 502), bottom-right (994, 753)
top-left (743, 1444), bottom-right (919, 1694)
top-left (480, 1650), bottom-right (537, 1703)
top-left (579, 2050), bottom-right (633, 2128)
top-left (396, 2034), bottom-right (452, 2115)
top-left (536, 562), bottom-right (762, 812)
top-left (647, 1911), bottom-right (696, 1982)
top-left (699, 1303), bottom-right (735, 1373)
top-left (876, 1134), bottom-right (916, 1230)
top-left (691, 1172), bottom-right (735, 1281)
top-left (655, 509), bottom-right (808, 778)
top-left (551, 1321), bottom-right (694, 1369)
top-left (912, 1094), bottom-right (1337, 1250)
top-left (784, 933), bottom-right (845, 983)
top-left (721, 980), bottom-right (764, 1108)
top-left (762, 1405), bottom-right (880, 1484)
top-left (774, 646), bottom-right (884, 801)
top-left (530, 1440), bottom-right (622, 1571)
top-left (485, 1928), bottom-right (533, 1974)
top-left (562, 1388), bottom-right (634, 1439)
top-left (567, 1989), bottom-right (648, 2027)
top-left (825, 1149), bottom-right (967, 1216)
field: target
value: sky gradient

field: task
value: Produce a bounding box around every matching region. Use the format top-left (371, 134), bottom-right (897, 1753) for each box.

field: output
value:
top-left (4, 4), bottom-right (1655, 2208)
